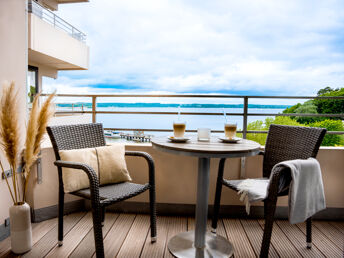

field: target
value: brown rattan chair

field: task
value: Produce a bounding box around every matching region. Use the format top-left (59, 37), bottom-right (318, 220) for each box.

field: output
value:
top-left (211, 124), bottom-right (326, 258)
top-left (47, 123), bottom-right (157, 258)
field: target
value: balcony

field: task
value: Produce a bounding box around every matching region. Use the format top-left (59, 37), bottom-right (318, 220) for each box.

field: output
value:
top-left (17, 94), bottom-right (343, 257)
top-left (27, 0), bottom-right (89, 70)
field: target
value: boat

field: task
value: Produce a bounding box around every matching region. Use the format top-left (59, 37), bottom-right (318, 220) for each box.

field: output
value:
top-left (104, 130), bottom-right (121, 139)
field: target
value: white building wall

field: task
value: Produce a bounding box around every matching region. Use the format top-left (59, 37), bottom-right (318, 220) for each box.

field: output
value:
top-left (0, 0), bottom-right (28, 222)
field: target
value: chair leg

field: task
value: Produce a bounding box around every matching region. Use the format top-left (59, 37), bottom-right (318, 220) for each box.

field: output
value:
top-left (149, 185), bottom-right (157, 242)
top-left (260, 199), bottom-right (277, 258)
top-left (91, 204), bottom-right (104, 258)
top-left (211, 158), bottom-right (226, 234)
top-left (58, 189), bottom-right (64, 246)
top-left (306, 217), bottom-right (312, 249)
top-left (101, 206), bottom-right (106, 226)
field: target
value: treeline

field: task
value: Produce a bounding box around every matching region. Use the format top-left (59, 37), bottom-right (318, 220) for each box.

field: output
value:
top-left (246, 87), bottom-right (344, 146)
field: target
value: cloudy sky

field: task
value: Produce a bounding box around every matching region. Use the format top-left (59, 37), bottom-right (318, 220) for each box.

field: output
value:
top-left (46, 0), bottom-right (344, 96)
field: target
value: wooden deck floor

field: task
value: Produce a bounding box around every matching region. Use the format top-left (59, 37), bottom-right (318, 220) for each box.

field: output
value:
top-left (0, 212), bottom-right (343, 257)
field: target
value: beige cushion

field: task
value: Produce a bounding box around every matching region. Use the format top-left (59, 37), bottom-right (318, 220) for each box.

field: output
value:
top-left (59, 144), bottom-right (131, 193)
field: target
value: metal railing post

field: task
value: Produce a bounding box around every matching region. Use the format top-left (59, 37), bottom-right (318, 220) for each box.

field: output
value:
top-left (243, 96), bottom-right (248, 139)
top-left (240, 96), bottom-right (249, 179)
top-left (92, 96), bottom-right (97, 123)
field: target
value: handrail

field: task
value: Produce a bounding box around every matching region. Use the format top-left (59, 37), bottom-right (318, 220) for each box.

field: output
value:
top-left (41, 93), bottom-right (344, 137)
top-left (42, 93), bottom-right (344, 99)
top-left (28, 0), bottom-right (86, 42)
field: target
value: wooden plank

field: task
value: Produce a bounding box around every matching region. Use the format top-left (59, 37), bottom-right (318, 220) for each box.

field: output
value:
top-left (46, 212), bottom-right (93, 257)
top-left (276, 220), bottom-right (325, 258)
top-left (313, 221), bottom-right (344, 250)
top-left (30, 218), bottom-right (58, 244)
top-left (23, 212), bottom-right (85, 258)
top-left (164, 216), bottom-right (187, 258)
top-left (99, 213), bottom-right (136, 258)
top-left (213, 219), bottom-right (227, 239)
top-left (296, 221), bottom-right (342, 257)
top-left (240, 219), bottom-right (279, 258)
top-left (0, 218), bottom-right (57, 257)
top-left (141, 216), bottom-right (169, 258)
top-left (70, 212), bottom-right (119, 258)
top-left (329, 221), bottom-right (344, 235)
top-left (258, 219), bottom-right (302, 257)
top-left (223, 218), bottom-right (256, 258)
top-left (117, 214), bottom-right (150, 258)
top-left (187, 217), bottom-right (195, 231)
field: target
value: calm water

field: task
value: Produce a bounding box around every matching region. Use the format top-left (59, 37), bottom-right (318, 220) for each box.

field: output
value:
top-left (59, 106), bottom-right (286, 134)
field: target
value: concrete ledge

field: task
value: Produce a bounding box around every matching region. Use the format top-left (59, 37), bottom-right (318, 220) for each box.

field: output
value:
top-left (31, 199), bottom-right (85, 223)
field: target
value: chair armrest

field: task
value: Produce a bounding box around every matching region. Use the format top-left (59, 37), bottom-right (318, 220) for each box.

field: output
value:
top-left (125, 151), bottom-right (155, 186)
top-left (266, 165), bottom-right (290, 200)
top-left (54, 160), bottom-right (100, 191)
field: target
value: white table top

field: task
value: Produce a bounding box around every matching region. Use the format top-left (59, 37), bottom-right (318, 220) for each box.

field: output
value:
top-left (151, 136), bottom-right (261, 158)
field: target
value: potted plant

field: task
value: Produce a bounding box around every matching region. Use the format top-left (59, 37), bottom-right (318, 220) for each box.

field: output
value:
top-left (0, 81), bottom-right (55, 254)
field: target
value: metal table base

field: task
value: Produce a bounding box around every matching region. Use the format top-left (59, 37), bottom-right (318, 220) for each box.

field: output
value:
top-left (168, 231), bottom-right (234, 258)
top-left (168, 158), bottom-right (234, 257)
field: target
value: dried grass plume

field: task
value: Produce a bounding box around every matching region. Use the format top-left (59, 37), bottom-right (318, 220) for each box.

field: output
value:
top-left (0, 82), bottom-right (20, 169)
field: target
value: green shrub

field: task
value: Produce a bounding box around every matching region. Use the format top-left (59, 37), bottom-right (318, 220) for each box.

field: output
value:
top-left (245, 117), bottom-right (343, 147)
top-left (293, 101), bottom-right (322, 124)
top-left (283, 103), bottom-right (302, 114)
top-left (246, 120), bottom-right (267, 145)
top-left (265, 116), bottom-right (303, 128)
top-left (309, 119), bottom-right (344, 146)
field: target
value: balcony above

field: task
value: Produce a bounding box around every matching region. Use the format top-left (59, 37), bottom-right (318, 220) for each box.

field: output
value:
top-left (35, 0), bottom-right (89, 12)
top-left (28, 0), bottom-right (89, 70)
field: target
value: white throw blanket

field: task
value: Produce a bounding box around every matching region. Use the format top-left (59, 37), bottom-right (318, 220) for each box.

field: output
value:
top-left (236, 158), bottom-right (326, 224)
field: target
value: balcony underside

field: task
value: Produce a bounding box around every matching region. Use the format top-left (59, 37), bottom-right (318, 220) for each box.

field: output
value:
top-left (28, 49), bottom-right (86, 70)
top-left (0, 212), bottom-right (342, 257)
top-left (57, 0), bottom-right (89, 3)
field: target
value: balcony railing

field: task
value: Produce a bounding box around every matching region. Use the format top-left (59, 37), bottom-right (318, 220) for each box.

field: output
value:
top-left (41, 93), bottom-right (344, 138)
top-left (28, 0), bottom-right (86, 42)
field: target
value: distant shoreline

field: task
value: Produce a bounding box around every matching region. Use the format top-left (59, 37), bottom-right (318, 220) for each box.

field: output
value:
top-left (57, 102), bottom-right (291, 109)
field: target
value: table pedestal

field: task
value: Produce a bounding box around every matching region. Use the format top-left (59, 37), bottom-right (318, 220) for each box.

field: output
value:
top-left (168, 158), bottom-right (234, 258)
top-left (168, 231), bottom-right (233, 258)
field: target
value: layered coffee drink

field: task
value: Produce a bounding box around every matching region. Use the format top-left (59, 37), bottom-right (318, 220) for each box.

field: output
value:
top-left (173, 122), bottom-right (186, 138)
top-left (224, 123), bottom-right (237, 139)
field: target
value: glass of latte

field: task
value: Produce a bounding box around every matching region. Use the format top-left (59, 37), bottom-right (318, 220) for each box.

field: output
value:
top-left (173, 121), bottom-right (186, 138)
top-left (224, 123), bottom-right (237, 139)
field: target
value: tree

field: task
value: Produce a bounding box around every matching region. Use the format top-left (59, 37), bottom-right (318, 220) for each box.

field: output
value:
top-left (313, 88), bottom-right (344, 115)
top-left (317, 86), bottom-right (335, 96)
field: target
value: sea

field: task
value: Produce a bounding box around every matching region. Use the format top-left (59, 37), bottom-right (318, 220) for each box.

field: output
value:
top-left (57, 103), bottom-right (290, 135)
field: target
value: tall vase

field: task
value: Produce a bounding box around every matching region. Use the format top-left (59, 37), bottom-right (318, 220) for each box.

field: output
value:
top-left (9, 202), bottom-right (32, 254)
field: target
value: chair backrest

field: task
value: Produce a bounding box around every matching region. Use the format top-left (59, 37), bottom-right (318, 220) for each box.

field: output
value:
top-left (47, 123), bottom-right (106, 161)
top-left (262, 124), bottom-right (326, 178)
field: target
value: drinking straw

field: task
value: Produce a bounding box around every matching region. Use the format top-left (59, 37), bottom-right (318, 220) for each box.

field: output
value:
top-left (223, 108), bottom-right (228, 123)
top-left (178, 105), bottom-right (181, 121)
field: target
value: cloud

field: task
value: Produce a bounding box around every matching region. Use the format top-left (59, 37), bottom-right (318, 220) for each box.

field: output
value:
top-left (51, 0), bottom-right (344, 95)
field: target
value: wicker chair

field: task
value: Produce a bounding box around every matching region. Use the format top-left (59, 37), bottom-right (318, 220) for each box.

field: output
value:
top-left (47, 123), bottom-right (157, 258)
top-left (211, 124), bottom-right (326, 258)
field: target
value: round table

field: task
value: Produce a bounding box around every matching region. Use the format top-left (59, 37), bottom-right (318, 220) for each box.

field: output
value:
top-left (152, 136), bottom-right (260, 258)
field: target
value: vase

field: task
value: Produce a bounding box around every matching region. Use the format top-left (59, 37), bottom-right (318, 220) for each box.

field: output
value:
top-left (9, 202), bottom-right (32, 254)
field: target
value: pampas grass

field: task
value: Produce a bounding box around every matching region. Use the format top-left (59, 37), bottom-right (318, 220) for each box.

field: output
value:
top-left (0, 81), bottom-right (55, 204)
top-left (23, 94), bottom-right (40, 179)
top-left (23, 92), bottom-right (55, 201)
top-left (0, 82), bottom-right (21, 203)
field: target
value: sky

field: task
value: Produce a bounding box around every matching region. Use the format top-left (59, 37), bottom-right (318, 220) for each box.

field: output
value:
top-left (45, 0), bottom-right (344, 97)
